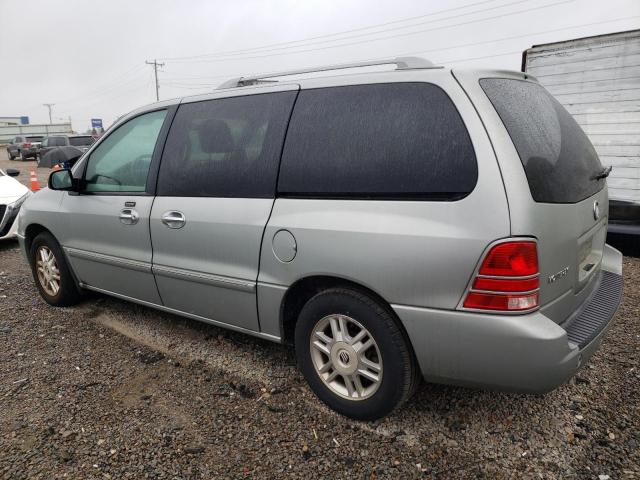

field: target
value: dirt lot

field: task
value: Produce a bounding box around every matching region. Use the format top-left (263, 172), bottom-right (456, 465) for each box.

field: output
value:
top-left (1, 149), bottom-right (639, 479)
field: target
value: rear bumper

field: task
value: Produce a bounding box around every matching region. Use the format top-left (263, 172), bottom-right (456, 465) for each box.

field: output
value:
top-left (394, 244), bottom-right (623, 393)
top-left (20, 148), bottom-right (38, 158)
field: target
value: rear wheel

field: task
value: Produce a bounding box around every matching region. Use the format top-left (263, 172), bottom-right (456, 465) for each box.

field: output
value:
top-left (29, 232), bottom-right (82, 307)
top-left (8, 150), bottom-right (15, 160)
top-left (295, 288), bottom-right (419, 420)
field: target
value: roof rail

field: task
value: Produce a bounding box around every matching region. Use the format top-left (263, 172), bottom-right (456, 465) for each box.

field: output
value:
top-left (217, 56), bottom-right (438, 89)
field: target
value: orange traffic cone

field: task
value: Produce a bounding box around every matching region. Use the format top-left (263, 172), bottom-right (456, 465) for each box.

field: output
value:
top-left (30, 171), bottom-right (41, 192)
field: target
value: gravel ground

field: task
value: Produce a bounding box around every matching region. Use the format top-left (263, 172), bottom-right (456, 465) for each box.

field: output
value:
top-left (1, 150), bottom-right (639, 479)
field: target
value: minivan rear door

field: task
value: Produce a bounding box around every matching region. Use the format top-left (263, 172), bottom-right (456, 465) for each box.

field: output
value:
top-left (454, 70), bottom-right (609, 324)
top-left (149, 84), bottom-right (298, 334)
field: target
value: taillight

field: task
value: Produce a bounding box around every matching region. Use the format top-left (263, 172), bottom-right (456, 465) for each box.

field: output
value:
top-left (463, 241), bottom-right (539, 312)
top-left (23, 142), bottom-right (31, 148)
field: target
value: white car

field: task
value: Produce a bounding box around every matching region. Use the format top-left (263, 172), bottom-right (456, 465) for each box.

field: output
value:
top-left (0, 168), bottom-right (30, 240)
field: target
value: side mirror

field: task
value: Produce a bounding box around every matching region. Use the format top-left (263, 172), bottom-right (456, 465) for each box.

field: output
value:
top-left (48, 169), bottom-right (76, 191)
top-left (6, 168), bottom-right (19, 177)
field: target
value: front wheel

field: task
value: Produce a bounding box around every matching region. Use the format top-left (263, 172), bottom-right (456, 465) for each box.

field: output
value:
top-left (295, 288), bottom-right (419, 420)
top-left (29, 232), bottom-right (82, 307)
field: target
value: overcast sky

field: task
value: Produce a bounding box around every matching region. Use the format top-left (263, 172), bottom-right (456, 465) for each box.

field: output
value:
top-left (1, 0), bottom-right (638, 131)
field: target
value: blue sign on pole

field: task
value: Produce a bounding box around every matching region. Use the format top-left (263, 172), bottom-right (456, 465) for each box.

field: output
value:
top-left (20, 116), bottom-right (29, 125)
top-left (91, 118), bottom-right (103, 129)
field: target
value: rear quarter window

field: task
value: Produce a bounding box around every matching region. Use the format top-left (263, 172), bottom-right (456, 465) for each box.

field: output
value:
top-left (278, 83), bottom-right (477, 199)
top-left (480, 78), bottom-right (604, 204)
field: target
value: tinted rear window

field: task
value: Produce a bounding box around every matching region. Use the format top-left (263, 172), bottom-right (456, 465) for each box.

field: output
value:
top-left (26, 136), bottom-right (42, 141)
top-left (278, 83), bottom-right (477, 199)
top-left (480, 78), bottom-right (603, 204)
top-left (50, 137), bottom-right (67, 146)
top-left (69, 136), bottom-right (93, 146)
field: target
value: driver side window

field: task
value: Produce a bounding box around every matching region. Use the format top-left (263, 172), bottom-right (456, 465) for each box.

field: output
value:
top-left (84, 110), bottom-right (167, 193)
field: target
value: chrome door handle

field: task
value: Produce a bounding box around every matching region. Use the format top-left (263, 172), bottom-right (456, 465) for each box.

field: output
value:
top-left (119, 208), bottom-right (139, 225)
top-left (161, 211), bottom-right (186, 229)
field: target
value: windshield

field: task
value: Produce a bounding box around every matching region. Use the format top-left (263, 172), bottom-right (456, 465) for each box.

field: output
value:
top-left (480, 78), bottom-right (604, 204)
top-left (69, 136), bottom-right (94, 146)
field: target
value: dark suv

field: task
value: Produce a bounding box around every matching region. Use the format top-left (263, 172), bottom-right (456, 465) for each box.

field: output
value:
top-left (39, 135), bottom-right (95, 159)
top-left (7, 136), bottom-right (43, 160)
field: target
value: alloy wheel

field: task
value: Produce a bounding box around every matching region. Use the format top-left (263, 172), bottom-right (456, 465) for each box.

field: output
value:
top-left (36, 246), bottom-right (61, 296)
top-left (309, 314), bottom-right (383, 400)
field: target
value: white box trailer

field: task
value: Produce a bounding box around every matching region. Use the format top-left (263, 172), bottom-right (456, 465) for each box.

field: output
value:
top-left (523, 29), bottom-right (640, 235)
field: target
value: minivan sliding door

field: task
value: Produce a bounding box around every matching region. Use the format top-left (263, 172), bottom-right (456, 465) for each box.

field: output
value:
top-left (150, 86), bottom-right (298, 332)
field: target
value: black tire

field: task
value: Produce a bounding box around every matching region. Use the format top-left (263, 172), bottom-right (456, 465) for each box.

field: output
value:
top-left (29, 231), bottom-right (82, 307)
top-left (295, 288), bottom-right (419, 420)
top-left (8, 150), bottom-right (15, 160)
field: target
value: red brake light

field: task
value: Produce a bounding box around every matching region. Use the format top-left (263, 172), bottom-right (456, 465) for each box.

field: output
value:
top-left (463, 240), bottom-right (539, 312)
top-left (478, 241), bottom-right (538, 276)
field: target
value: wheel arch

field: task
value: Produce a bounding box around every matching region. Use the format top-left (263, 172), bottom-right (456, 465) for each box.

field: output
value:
top-left (279, 275), bottom-right (411, 349)
top-left (24, 223), bottom-right (53, 261)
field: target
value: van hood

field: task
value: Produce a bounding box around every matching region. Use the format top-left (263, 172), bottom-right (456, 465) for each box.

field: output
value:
top-left (0, 175), bottom-right (30, 204)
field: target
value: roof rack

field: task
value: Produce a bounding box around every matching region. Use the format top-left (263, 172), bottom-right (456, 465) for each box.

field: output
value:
top-left (217, 56), bottom-right (438, 89)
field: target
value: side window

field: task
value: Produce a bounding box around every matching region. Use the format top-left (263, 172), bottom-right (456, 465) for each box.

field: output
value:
top-left (157, 91), bottom-right (297, 197)
top-left (84, 109), bottom-right (167, 193)
top-left (278, 83), bottom-right (477, 199)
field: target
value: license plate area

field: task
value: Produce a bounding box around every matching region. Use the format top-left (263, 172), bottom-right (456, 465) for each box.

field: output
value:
top-left (577, 223), bottom-right (605, 288)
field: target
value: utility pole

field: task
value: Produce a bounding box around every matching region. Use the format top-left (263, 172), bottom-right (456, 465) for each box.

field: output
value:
top-left (145, 59), bottom-right (165, 101)
top-left (43, 103), bottom-right (55, 124)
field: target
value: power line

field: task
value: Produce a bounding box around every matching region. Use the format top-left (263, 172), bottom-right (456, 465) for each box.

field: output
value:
top-left (146, 59), bottom-right (165, 101)
top-left (56, 64), bottom-right (147, 106)
top-left (159, 15), bottom-right (635, 91)
top-left (384, 15), bottom-right (640, 64)
top-left (159, 0), bottom-right (512, 61)
top-left (58, 69), bottom-right (149, 107)
top-left (164, 0), bottom-right (574, 64)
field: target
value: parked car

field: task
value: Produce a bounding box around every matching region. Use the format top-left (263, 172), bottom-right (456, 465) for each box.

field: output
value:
top-left (0, 168), bottom-right (30, 240)
top-left (17, 58), bottom-right (623, 420)
top-left (7, 135), bottom-right (43, 161)
top-left (38, 135), bottom-right (95, 161)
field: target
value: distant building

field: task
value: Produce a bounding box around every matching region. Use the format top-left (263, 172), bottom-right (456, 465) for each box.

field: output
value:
top-left (0, 116), bottom-right (27, 127)
top-left (0, 120), bottom-right (72, 144)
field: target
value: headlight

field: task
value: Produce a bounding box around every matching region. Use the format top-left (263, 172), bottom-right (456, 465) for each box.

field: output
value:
top-left (9, 191), bottom-right (31, 210)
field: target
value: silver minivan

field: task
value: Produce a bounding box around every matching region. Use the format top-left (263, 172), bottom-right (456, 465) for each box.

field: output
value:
top-left (18, 58), bottom-right (623, 420)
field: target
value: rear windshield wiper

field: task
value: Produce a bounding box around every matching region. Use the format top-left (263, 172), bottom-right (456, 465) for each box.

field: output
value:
top-left (591, 166), bottom-right (612, 181)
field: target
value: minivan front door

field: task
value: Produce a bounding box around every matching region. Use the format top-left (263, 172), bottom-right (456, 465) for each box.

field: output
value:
top-left (150, 86), bottom-right (298, 332)
top-left (60, 109), bottom-right (169, 303)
